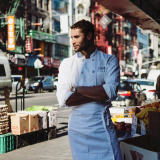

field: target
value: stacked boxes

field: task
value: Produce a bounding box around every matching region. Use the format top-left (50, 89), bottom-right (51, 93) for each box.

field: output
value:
top-left (8, 113), bottom-right (29, 135)
top-left (0, 105), bottom-right (9, 134)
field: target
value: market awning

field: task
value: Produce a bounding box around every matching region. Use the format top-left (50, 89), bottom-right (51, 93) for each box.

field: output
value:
top-left (95, 0), bottom-right (160, 36)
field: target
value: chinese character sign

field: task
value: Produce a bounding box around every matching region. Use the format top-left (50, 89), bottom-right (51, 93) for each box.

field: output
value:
top-left (7, 16), bottom-right (15, 50)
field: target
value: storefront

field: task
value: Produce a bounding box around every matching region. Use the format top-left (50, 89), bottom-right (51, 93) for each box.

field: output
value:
top-left (7, 53), bottom-right (27, 75)
top-left (26, 30), bottom-right (61, 78)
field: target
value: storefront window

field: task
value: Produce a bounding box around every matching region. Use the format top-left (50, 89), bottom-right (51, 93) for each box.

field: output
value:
top-left (55, 44), bottom-right (69, 58)
top-left (52, 0), bottom-right (68, 14)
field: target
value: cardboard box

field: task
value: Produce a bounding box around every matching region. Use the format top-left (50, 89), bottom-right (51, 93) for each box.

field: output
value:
top-left (120, 135), bottom-right (160, 160)
top-left (18, 111), bottom-right (47, 130)
top-left (8, 113), bottom-right (29, 135)
top-left (38, 112), bottom-right (47, 129)
top-left (47, 111), bottom-right (57, 128)
top-left (120, 111), bottom-right (160, 160)
top-left (29, 114), bottom-right (39, 132)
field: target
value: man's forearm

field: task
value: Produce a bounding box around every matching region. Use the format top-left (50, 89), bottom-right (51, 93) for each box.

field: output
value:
top-left (66, 92), bottom-right (93, 106)
top-left (77, 85), bottom-right (109, 101)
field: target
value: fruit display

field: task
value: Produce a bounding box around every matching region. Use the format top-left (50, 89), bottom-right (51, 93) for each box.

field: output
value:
top-left (135, 100), bottom-right (160, 129)
top-left (114, 122), bottom-right (131, 132)
top-left (110, 106), bottom-right (137, 122)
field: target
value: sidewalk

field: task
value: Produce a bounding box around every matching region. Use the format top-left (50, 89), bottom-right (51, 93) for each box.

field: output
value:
top-left (0, 108), bottom-right (73, 160)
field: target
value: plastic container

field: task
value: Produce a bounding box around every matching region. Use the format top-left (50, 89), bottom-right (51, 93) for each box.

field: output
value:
top-left (0, 132), bottom-right (14, 154)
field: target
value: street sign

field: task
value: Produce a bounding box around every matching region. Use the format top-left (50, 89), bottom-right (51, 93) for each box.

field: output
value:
top-left (7, 16), bottom-right (15, 50)
top-left (99, 15), bottom-right (112, 28)
top-left (34, 59), bottom-right (43, 69)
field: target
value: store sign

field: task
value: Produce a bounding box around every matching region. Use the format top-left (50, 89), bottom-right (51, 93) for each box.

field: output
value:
top-left (131, 115), bottom-right (137, 136)
top-left (27, 57), bottom-right (40, 66)
top-left (140, 120), bottom-right (146, 135)
top-left (7, 16), bottom-right (15, 50)
top-left (52, 59), bottom-right (61, 68)
top-left (41, 57), bottom-right (52, 68)
top-left (7, 53), bottom-right (26, 65)
top-left (28, 30), bottom-right (56, 43)
top-left (132, 45), bottom-right (138, 59)
top-left (26, 36), bottom-right (33, 53)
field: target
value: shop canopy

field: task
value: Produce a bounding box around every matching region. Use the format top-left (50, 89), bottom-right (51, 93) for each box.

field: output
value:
top-left (96, 0), bottom-right (160, 36)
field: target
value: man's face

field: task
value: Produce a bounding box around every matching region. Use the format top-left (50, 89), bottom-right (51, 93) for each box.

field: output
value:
top-left (71, 28), bottom-right (88, 52)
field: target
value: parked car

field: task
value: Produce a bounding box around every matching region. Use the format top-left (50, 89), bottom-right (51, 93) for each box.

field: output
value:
top-left (11, 75), bottom-right (29, 94)
top-left (54, 77), bottom-right (58, 89)
top-left (0, 51), bottom-right (12, 95)
top-left (133, 78), bottom-right (157, 100)
top-left (111, 80), bottom-right (146, 107)
top-left (28, 76), bottom-right (54, 93)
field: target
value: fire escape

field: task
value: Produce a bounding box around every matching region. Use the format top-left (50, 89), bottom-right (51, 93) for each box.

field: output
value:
top-left (115, 15), bottom-right (125, 61)
top-left (91, 2), bottom-right (109, 53)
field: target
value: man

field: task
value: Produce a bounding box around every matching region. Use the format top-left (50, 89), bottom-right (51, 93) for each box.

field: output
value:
top-left (56, 20), bottom-right (122, 160)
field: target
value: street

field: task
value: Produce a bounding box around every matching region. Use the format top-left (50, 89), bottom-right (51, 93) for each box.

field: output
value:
top-left (0, 91), bottom-right (59, 112)
top-left (0, 91), bottom-right (73, 160)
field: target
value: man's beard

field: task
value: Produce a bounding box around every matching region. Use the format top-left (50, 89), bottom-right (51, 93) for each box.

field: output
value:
top-left (74, 40), bottom-right (89, 53)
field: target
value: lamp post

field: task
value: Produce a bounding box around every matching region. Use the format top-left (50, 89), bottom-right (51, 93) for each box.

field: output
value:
top-left (138, 46), bottom-right (152, 78)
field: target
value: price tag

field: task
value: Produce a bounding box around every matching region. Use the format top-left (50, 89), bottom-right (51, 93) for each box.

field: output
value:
top-left (131, 115), bottom-right (137, 136)
top-left (140, 120), bottom-right (146, 135)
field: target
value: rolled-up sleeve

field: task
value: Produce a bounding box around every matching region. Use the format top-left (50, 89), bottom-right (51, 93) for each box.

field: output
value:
top-left (56, 59), bottom-right (73, 108)
top-left (102, 55), bottom-right (120, 102)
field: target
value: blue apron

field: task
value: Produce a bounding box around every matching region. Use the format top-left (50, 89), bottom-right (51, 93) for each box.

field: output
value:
top-left (68, 102), bottom-right (122, 160)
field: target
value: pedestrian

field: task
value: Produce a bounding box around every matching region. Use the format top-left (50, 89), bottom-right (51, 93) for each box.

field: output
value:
top-left (156, 75), bottom-right (160, 99)
top-left (56, 19), bottom-right (122, 160)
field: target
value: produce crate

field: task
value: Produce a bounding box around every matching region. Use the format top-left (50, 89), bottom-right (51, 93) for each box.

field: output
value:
top-left (15, 132), bottom-right (37, 149)
top-left (0, 133), bottom-right (14, 154)
top-left (36, 129), bottom-right (48, 143)
top-left (47, 126), bottom-right (57, 140)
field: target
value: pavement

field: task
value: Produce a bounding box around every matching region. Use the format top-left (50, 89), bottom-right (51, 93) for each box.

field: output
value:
top-left (0, 108), bottom-right (73, 160)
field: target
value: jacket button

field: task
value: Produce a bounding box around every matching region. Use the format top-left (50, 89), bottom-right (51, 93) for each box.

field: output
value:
top-left (92, 59), bottom-right (94, 61)
top-left (92, 71), bottom-right (94, 73)
top-left (81, 71), bottom-right (83, 74)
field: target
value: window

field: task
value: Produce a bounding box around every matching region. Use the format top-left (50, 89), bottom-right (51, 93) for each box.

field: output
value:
top-left (32, 15), bottom-right (38, 30)
top-left (53, 0), bottom-right (68, 14)
top-left (53, 20), bottom-right (60, 32)
top-left (31, 0), bottom-right (36, 5)
top-left (0, 65), bottom-right (6, 76)
top-left (27, 0), bottom-right (31, 3)
top-left (38, 0), bottom-right (42, 8)
top-left (12, 77), bottom-right (21, 82)
top-left (136, 81), bottom-right (154, 86)
top-left (44, 0), bottom-right (48, 11)
top-left (55, 44), bottom-right (69, 58)
top-left (77, 4), bottom-right (84, 14)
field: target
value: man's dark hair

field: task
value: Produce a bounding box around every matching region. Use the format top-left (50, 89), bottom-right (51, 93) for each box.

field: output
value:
top-left (70, 19), bottom-right (95, 41)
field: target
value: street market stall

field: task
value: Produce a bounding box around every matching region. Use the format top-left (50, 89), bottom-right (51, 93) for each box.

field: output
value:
top-left (0, 105), bottom-right (58, 154)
